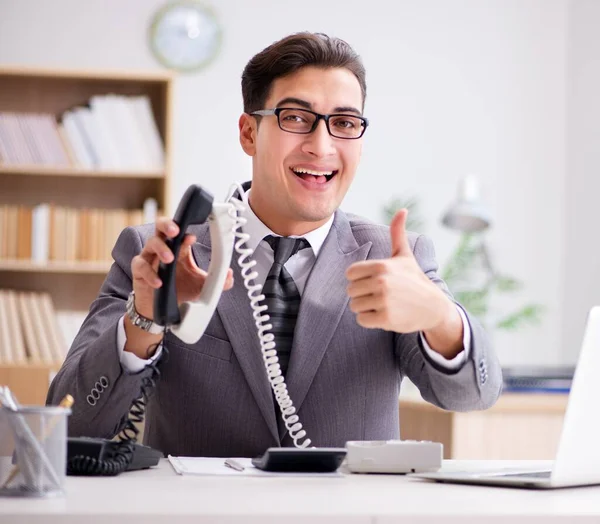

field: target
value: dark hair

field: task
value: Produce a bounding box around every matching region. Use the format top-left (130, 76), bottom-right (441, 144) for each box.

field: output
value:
top-left (241, 32), bottom-right (367, 114)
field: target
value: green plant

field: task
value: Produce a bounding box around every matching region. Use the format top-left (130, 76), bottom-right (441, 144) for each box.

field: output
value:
top-left (441, 233), bottom-right (544, 331)
top-left (382, 197), bottom-right (544, 332)
top-left (382, 196), bottom-right (425, 233)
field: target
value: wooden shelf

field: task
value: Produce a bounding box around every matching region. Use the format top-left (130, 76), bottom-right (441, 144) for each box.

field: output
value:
top-left (0, 259), bottom-right (112, 274)
top-left (0, 65), bottom-right (174, 82)
top-left (0, 66), bottom-right (172, 398)
top-left (0, 164), bottom-right (165, 179)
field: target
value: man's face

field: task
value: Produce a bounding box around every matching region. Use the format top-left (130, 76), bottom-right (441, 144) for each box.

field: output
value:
top-left (239, 66), bottom-right (365, 236)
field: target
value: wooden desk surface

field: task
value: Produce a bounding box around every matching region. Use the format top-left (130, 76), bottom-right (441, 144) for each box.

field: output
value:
top-left (1, 459), bottom-right (600, 523)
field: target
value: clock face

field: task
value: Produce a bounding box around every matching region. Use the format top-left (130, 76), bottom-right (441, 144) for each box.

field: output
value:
top-left (149, 1), bottom-right (222, 72)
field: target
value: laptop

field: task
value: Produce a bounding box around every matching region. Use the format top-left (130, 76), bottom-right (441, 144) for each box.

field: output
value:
top-left (412, 306), bottom-right (600, 489)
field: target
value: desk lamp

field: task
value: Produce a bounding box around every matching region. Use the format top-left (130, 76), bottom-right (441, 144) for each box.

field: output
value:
top-left (441, 175), bottom-right (495, 286)
top-left (442, 175), bottom-right (491, 233)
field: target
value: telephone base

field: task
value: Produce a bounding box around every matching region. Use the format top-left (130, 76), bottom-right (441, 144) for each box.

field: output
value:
top-left (252, 447), bottom-right (347, 473)
top-left (67, 437), bottom-right (162, 474)
top-left (345, 440), bottom-right (443, 474)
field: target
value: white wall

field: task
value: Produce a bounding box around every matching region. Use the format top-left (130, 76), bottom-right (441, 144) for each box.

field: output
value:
top-left (0, 0), bottom-right (569, 366)
top-left (563, 0), bottom-right (600, 362)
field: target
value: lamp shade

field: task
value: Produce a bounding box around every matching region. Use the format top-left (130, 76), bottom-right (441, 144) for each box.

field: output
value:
top-left (441, 175), bottom-right (491, 233)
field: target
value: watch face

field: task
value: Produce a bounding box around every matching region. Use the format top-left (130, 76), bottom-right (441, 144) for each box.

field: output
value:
top-left (149, 1), bottom-right (222, 72)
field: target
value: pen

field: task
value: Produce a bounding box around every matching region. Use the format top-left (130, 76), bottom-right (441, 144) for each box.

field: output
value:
top-left (1, 394), bottom-right (74, 490)
top-left (224, 458), bottom-right (245, 472)
top-left (45, 394), bottom-right (74, 435)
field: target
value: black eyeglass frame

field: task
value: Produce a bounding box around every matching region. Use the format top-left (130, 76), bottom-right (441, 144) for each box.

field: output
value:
top-left (250, 107), bottom-right (369, 140)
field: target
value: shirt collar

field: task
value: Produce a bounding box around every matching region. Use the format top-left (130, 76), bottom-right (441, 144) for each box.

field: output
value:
top-left (240, 190), bottom-right (334, 257)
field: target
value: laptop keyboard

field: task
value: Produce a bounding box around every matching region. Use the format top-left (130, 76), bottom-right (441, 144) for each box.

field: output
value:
top-left (500, 471), bottom-right (552, 479)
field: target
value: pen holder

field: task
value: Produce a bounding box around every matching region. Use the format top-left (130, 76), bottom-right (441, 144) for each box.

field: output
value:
top-left (0, 405), bottom-right (71, 498)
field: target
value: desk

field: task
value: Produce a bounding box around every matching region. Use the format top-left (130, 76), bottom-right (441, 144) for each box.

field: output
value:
top-left (2, 459), bottom-right (600, 523)
top-left (399, 393), bottom-right (568, 459)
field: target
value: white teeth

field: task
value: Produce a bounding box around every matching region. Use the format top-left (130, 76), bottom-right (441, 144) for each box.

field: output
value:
top-left (292, 168), bottom-right (334, 177)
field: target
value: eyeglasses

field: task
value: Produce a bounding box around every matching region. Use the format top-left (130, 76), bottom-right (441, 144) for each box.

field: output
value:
top-left (250, 107), bottom-right (369, 139)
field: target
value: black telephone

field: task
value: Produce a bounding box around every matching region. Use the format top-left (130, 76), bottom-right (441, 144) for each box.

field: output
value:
top-left (67, 184), bottom-right (345, 475)
top-left (67, 185), bottom-right (224, 476)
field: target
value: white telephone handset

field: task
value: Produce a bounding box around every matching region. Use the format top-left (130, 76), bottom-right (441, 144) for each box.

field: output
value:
top-left (154, 185), bottom-right (235, 334)
top-left (168, 203), bottom-right (236, 344)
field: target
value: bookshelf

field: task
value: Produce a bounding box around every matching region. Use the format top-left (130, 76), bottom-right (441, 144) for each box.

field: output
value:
top-left (0, 259), bottom-right (111, 274)
top-left (0, 66), bottom-right (173, 403)
top-left (0, 164), bottom-right (166, 178)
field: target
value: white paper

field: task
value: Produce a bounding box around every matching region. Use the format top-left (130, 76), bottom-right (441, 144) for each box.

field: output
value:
top-left (167, 455), bottom-right (343, 478)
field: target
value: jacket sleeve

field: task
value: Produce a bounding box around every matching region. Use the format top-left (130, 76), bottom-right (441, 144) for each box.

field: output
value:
top-left (46, 225), bottom-right (157, 438)
top-left (395, 234), bottom-right (503, 411)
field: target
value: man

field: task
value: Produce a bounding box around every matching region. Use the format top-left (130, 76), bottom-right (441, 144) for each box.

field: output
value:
top-left (47, 32), bottom-right (502, 457)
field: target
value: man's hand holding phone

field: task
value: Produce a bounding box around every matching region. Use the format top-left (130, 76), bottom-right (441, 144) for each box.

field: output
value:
top-left (124, 217), bottom-right (234, 358)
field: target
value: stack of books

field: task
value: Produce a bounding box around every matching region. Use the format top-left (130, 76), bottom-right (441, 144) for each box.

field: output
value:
top-left (0, 94), bottom-right (164, 171)
top-left (0, 289), bottom-right (66, 365)
top-left (0, 198), bottom-right (158, 263)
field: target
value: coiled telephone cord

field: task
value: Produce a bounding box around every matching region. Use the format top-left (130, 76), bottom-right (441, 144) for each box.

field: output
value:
top-left (66, 342), bottom-right (168, 475)
top-left (226, 184), bottom-right (311, 448)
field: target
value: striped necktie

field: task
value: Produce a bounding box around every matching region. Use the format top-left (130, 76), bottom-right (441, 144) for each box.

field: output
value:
top-left (262, 235), bottom-right (310, 376)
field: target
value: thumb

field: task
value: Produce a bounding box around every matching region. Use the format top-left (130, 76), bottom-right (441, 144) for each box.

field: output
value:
top-left (390, 209), bottom-right (412, 257)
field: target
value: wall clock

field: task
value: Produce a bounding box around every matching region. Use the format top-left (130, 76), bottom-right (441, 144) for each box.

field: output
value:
top-left (149, 1), bottom-right (222, 72)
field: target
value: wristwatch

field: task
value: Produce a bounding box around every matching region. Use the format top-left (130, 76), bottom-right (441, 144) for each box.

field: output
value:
top-left (126, 290), bottom-right (165, 335)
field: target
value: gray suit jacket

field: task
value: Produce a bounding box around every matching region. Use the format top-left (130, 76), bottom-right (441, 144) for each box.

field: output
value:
top-left (47, 209), bottom-right (502, 457)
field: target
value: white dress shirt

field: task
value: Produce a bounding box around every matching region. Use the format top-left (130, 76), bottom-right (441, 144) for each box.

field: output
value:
top-left (117, 199), bottom-right (471, 372)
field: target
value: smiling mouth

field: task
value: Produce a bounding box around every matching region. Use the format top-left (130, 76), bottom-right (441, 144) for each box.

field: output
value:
top-left (290, 167), bottom-right (338, 183)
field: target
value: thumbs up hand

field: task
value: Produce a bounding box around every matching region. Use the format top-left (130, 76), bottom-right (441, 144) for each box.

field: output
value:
top-left (346, 209), bottom-right (463, 354)
top-left (389, 208), bottom-right (414, 258)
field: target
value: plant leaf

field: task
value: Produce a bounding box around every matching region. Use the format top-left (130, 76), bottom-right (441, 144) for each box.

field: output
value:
top-left (454, 289), bottom-right (489, 317)
top-left (495, 304), bottom-right (544, 331)
top-left (494, 275), bottom-right (522, 293)
top-left (382, 196), bottom-right (425, 232)
top-left (441, 233), bottom-right (479, 287)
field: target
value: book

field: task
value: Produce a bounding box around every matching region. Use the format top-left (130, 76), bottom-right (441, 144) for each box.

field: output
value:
top-left (62, 110), bottom-right (95, 168)
top-left (5, 290), bottom-right (27, 363)
top-left (0, 291), bottom-right (14, 363)
top-left (17, 291), bottom-right (41, 363)
top-left (131, 96), bottom-right (165, 169)
top-left (26, 292), bottom-right (54, 364)
top-left (31, 203), bottom-right (50, 263)
top-left (38, 292), bottom-right (67, 362)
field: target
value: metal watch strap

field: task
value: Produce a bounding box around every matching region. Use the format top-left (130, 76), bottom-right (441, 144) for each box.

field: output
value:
top-left (126, 290), bottom-right (164, 335)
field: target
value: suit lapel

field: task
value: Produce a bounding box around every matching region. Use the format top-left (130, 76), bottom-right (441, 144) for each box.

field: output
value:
top-left (278, 210), bottom-right (372, 438)
top-left (192, 226), bottom-right (279, 444)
